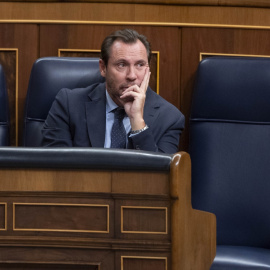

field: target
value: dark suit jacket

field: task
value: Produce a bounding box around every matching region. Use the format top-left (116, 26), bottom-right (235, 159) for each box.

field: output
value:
top-left (42, 82), bottom-right (185, 154)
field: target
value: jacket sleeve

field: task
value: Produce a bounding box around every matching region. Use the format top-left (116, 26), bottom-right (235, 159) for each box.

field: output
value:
top-left (41, 88), bottom-right (73, 147)
top-left (128, 109), bottom-right (185, 154)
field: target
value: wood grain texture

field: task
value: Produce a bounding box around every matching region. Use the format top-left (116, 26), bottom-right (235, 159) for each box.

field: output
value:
top-left (112, 171), bottom-right (169, 195)
top-left (0, 2), bottom-right (270, 148)
top-left (170, 152), bottom-right (216, 270)
top-left (0, 24), bottom-right (38, 146)
top-left (3, 0), bottom-right (270, 9)
top-left (0, 152), bottom-right (216, 269)
top-left (0, 204), bottom-right (6, 230)
top-left (14, 203), bottom-right (109, 232)
top-left (0, 246), bottom-right (112, 269)
top-left (40, 24), bottom-right (181, 108)
top-left (1, 23), bottom-right (270, 150)
top-left (0, 50), bottom-right (17, 145)
top-left (180, 27), bottom-right (270, 150)
top-left (0, 169), bottom-right (112, 192)
top-left (1, 2), bottom-right (270, 27)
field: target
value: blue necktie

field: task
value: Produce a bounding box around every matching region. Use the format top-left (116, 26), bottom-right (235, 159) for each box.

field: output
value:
top-left (111, 108), bottom-right (126, 149)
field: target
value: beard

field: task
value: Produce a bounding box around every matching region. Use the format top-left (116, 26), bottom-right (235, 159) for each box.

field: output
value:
top-left (106, 77), bottom-right (136, 105)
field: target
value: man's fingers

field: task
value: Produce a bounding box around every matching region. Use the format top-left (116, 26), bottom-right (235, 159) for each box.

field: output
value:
top-left (140, 67), bottom-right (151, 92)
top-left (121, 67), bottom-right (151, 98)
top-left (121, 84), bottom-right (141, 95)
top-left (120, 88), bottom-right (139, 99)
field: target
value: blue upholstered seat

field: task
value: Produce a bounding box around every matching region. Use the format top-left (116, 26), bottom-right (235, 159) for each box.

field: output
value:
top-left (23, 57), bottom-right (105, 146)
top-left (190, 57), bottom-right (270, 269)
top-left (0, 64), bottom-right (10, 146)
top-left (214, 246), bottom-right (270, 269)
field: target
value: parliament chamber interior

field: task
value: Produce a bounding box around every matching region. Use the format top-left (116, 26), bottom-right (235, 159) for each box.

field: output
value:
top-left (0, 0), bottom-right (270, 269)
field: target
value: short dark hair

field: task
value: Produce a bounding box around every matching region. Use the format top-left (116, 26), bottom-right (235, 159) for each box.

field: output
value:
top-left (100, 29), bottom-right (151, 66)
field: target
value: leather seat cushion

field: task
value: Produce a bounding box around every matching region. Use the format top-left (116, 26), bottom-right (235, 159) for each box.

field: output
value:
top-left (211, 245), bottom-right (270, 269)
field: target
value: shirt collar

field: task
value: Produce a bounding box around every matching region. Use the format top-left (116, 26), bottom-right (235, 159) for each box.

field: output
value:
top-left (106, 90), bottom-right (118, 113)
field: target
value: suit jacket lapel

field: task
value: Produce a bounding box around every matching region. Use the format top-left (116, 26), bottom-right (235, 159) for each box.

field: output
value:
top-left (85, 85), bottom-right (159, 148)
top-left (85, 83), bottom-right (106, 147)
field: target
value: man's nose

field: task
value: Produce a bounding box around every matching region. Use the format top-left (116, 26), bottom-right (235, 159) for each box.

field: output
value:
top-left (126, 66), bottom-right (137, 80)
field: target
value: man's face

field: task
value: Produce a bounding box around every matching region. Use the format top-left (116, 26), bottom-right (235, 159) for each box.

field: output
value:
top-left (99, 40), bottom-right (149, 107)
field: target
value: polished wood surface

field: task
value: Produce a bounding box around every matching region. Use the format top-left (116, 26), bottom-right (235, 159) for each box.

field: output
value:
top-left (0, 49), bottom-right (17, 145)
top-left (0, 151), bottom-right (216, 269)
top-left (0, 24), bottom-right (38, 146)
top-left (3, 0), bottom-right (270, 8)
top-left (180, 27), bottom-right (270, 149)
top-left (39, 25), bottom-right (180, 102)
top-left (1, 2), bottom-right (270, 27)
top-left (170, 152), bottom-right (216, 269)
top-left (0, 0), bottom-right (269, 150)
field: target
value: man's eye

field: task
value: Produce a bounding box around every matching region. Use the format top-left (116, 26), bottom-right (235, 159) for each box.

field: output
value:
top-left (136, 63), bottom-right (145, 68)
top-left (117, 63), bottom-right (126, 68)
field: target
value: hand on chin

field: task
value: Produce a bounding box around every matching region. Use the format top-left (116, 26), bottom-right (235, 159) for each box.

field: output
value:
top-left (120, 96), bottom-right (134, 104)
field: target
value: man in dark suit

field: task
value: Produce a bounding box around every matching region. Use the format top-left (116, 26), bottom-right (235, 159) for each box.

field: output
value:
top-left (42, 29), bottom-right (185, 154)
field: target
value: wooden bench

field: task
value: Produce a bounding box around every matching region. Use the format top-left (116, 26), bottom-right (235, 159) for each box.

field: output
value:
top-left (0, 148), bottom-right (216, 270)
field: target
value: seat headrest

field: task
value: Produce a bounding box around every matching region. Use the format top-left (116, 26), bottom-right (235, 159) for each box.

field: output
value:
top-left (25, 57), bottom-right (105, 120)
top-left (191, 57), bottom-right (270, 123)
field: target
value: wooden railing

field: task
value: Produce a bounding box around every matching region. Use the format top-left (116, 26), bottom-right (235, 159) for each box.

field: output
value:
top-left (0, 148), bottom-right (216, 270)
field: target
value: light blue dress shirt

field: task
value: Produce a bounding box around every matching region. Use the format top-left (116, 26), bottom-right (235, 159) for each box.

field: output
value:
top-left (104, 90), bottom-right (131, 148)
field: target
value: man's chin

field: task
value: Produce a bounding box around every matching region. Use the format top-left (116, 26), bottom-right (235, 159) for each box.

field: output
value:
top-left (113, 97), bottom-right (125, 107)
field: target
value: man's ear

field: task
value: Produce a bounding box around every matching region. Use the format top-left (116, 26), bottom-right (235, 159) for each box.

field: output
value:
top-left (99, 59), bottom-right (106, 78)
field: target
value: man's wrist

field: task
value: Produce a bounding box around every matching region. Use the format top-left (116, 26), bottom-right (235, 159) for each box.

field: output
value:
top-left (130, 124), bottom-right (149, 135)
top-left (129, 116), bottom-right (145, 131)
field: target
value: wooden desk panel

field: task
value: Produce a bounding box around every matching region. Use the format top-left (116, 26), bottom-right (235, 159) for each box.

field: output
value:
top-left (0, 152), bottom-right (216, 270)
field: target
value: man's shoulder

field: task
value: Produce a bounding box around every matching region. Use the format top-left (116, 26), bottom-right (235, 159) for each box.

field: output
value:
top-left (64, 82), bottom-right (105, 97)
top-left (55, 82), bottom-right (106, 105)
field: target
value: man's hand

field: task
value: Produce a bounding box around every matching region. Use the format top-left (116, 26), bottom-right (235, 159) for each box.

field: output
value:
top-left (120, 67), bottom-right (151, 131)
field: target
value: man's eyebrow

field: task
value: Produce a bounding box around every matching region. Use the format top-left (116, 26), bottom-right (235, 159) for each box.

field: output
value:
top-left (113, 59), bottom-right (147, 64)
top-left (135, 60), bottom-right (147, 64)
top-left (114, 58), bottom-right (129, 63)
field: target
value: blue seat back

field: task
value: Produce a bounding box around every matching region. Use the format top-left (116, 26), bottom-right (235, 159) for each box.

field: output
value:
top-left (190, 57), bottom-right (270, 248)
top-left (23, 57), bottom-right (105, 146)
